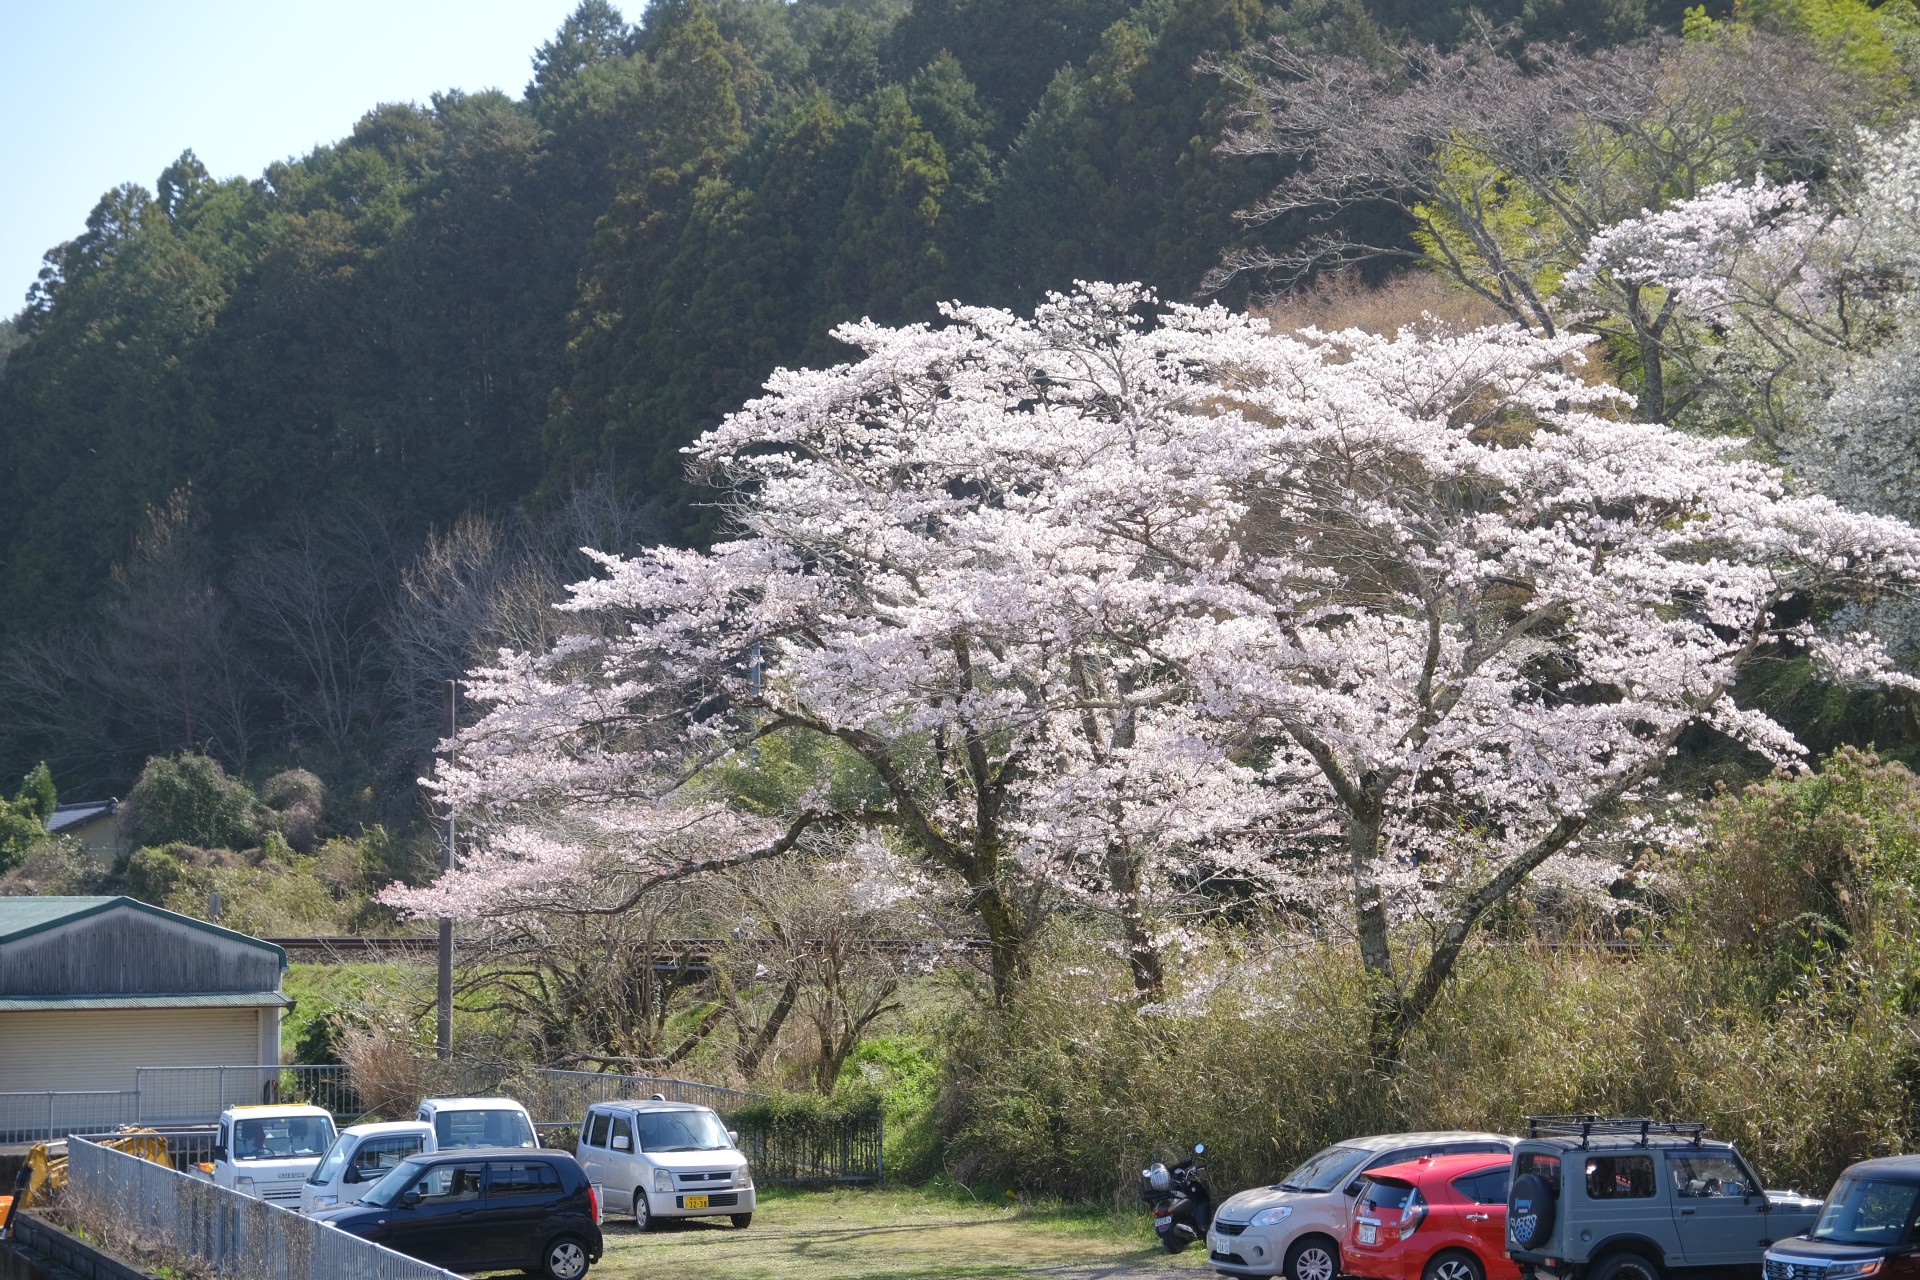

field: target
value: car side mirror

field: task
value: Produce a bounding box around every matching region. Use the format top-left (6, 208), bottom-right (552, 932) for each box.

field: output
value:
top-left (342, 1167), bottom-right (359, 1184)
top-left (401, 1191), bottom-right (421, 1208)
top-left (728, 1130), bottom-right (739, 1146)
top-left (613, 1135), bottom-right (631, 1151)
top-left (212, 1147), bottom-right (227, 1163)
top-left (1345, 1182), bottom-right (1361, 1197)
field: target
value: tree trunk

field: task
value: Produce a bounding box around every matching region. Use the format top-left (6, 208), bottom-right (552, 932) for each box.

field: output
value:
top-left (1346, 803), bottom-right (1407, 1065)
top-left (971, 881), bottom-right (1028, 1005)
top-left (1109, 841), bottom-right (1164, 999)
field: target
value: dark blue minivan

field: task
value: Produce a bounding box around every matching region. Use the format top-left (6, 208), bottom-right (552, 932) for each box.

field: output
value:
top-left (313, 1147), bottom-right (602, 1279)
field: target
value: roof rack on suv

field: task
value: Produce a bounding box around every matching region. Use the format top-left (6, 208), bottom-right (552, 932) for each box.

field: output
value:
top-left (1524, 1115), bottom-right (1707, 1147)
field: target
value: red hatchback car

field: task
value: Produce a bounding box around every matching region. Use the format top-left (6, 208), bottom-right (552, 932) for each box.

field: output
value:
top-left (1345, 1153), bottom-right (1520, 1280)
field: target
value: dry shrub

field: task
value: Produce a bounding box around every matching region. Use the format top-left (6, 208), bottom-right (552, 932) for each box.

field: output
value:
top-left (51, 1182), bottom-right (220, 1280)
top-left (1258, 270), bottom-right (1508, 337)
top-left (336, 1023), bottom-right (433, 1119)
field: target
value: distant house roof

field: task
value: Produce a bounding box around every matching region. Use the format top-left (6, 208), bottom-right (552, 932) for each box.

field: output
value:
top-left (46, 799), bottom-right (117, 834)
top-left (0, 895), bottom-right (287, 969)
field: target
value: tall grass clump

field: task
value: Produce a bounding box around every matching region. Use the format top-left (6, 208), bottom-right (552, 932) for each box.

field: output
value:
top-left (938, 752), bottom-right (1920, 1201)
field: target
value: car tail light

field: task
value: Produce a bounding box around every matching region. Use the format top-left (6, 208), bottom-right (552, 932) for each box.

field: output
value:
top-left (1396, 1191), bottom-right (1428, 1240)
top-left (588, 1183), bottom-right (601, 1224)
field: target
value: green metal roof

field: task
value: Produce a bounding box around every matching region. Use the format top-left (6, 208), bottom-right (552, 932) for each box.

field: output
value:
top-left (0, 896), bottom-right (288, 969)
top-left (0, 991), bottom-right (294, 1011)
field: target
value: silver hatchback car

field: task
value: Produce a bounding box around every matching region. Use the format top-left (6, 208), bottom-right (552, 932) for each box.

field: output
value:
top-left (1208, 1130), bottom-right (1515, 1280)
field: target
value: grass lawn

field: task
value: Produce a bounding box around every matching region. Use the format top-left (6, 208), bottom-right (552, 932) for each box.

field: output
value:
top-left (590, 1185), bottom-right (1212, 1279)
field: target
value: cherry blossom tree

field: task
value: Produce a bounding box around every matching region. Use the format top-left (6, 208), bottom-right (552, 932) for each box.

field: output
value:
top-left (1568, 121), bottom-right (1920, 456)
top-left (385, 284), bottom-right (1920, 1046)
top-left (1211, 29), bottom-right (1861, 424)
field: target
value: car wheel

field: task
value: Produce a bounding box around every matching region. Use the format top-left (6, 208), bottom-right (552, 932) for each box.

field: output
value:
top-left (731, 1213), bottom-right (753, 1228)
top-left (1424, 1249), bottom-right (1486, 1280)
top-left (1286, 1234), bottom-right (1340, 1280)
top-left (1590, 1252), bottom-right (1665, 1280)
top-left (540, 1235), bottom-right (591, 1280)
top-left (632, 1188), bottom-right (655, 1231)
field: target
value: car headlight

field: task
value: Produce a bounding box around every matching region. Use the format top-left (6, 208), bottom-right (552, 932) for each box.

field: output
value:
top-left (235, 1176), bottom-right (255, 1194)
top-left (1250, 1205), bottom-right (1294, 1228)
top-left (313, 1194), bottom-right (338, 1208)
top-left (1826, 1263), bottom-right (1884, 1280)
top-left (653, 1169), bottom-right (674, 1194)
top-left (734, 1165), bottom-right (752, 1188)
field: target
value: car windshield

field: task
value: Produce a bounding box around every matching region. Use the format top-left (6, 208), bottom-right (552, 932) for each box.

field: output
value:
top-left (634, 1109), bottom-right (732, 1153)
top-left (233, 1116), bottom-right (334, 1160)
top-left (433, 1108), bottom-right (536, 1149)
top-left (1277, 1146), bottom-right (1369, 1193)
top-left (360, 1158), bottom-right (428, 1208)
top-left (1813, 1176), bottom-right (1920, 1246)
top-left (308, 1135), bottom-right (354, 1185)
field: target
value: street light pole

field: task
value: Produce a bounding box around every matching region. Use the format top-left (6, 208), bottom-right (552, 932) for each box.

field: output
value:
top-left (437, 678), bottom-right (455, 1061)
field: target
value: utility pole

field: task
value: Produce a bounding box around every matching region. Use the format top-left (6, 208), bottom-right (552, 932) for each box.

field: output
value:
top-left (437, 678), bottom-right (455, 1061)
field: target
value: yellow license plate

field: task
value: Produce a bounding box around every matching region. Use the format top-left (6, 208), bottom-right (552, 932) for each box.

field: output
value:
top-left (684, 1194), bottom-right (709, 1210)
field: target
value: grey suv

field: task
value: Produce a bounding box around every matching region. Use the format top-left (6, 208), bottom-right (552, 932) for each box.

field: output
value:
top-left (1506, 1117), bottom-right (1823, 1280)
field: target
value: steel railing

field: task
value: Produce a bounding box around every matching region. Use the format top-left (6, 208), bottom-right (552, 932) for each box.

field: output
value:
top-left (64, 1135), bottom-right (462, 1280)
top-left (133, 1064), bottom-right (368, 1125)
top-left (0, 1090), bottom-right (139, 1143)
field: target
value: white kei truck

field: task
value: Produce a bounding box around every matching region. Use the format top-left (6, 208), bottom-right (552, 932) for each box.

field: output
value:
top-left (191, 1103), bottom-right (338, 1208)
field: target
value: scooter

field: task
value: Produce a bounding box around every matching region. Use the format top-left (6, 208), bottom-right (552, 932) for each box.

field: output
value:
top-left (1140, 1142), bottom-right (1214, 1254)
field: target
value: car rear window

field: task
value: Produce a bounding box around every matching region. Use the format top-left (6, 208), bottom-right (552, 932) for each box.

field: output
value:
top-left (1516, 1152), bottom-right (1561, 1192)
top-left (435, 1108), bottom-right (536, 1150)
top-left (1358, 1178), bottom-right (1419, 1216)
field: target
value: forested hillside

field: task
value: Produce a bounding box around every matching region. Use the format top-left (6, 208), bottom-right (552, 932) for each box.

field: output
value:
top-left (0, 0), bottom-right (1838, 812)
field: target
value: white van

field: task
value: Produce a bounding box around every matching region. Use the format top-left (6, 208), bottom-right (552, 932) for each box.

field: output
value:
top-left (415, 1096), bottom-right (539, 1150)
top-left (575, 1100), bottom-right (754, 1230)
top-left (299, 1120), bottom-right (435, 1214)
top-left (193, 1104), bottom-right (339, 1207)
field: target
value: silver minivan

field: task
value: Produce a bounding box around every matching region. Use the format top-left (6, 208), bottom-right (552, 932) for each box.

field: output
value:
top-left (575, 1100), bottom-right (755, 1230)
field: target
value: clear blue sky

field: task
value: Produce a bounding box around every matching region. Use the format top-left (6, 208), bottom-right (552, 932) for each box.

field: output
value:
top-left (0, 0), bottom-right (591, 314)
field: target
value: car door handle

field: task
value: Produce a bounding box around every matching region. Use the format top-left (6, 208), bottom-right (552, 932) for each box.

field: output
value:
top-left (1679, 1209), bottom-right (1696, 1216)
top-left (1466, 1213), bottom-right (1490, 1221)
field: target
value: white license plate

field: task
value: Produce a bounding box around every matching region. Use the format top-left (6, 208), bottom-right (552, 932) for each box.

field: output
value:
top-left (1359, 1222), bottom-right (1378, 1245)
top-left (684, 1194), bottom-right (709, 1210)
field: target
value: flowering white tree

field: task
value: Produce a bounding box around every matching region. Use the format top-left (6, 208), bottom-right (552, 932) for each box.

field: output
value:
top-left (1567, 122), bottom-right (1920, 449)
top-left (386, 285), bottom-right (1920, 1044)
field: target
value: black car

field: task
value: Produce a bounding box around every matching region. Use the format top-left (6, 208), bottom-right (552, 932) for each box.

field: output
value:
top-left (1765, 1155), bottom-right (1917, 1280)
top-left (313, 1147), bottom-right (603, 1279)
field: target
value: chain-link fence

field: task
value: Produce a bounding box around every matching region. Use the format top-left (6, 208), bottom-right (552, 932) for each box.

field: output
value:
top-left (64, 1136), bottom-right (462, 1280)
